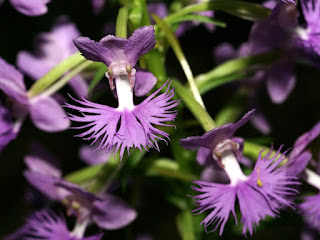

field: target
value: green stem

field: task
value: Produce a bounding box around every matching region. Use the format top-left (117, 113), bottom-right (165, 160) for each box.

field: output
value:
top-left (28, 53), bottom-right (85, 97)
top-left (172, 79), bottom-right (215, 131)
top-left (116, 7), bottom-right (129, 38)
top-left (153, 14), bottom-right (205, 109)
top-left (41, 61), bottom-right (92, 97)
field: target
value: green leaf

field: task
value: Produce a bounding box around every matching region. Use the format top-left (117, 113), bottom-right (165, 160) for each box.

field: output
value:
top-left (28, 53), bottom-right (86, 97)
top-left (165, 0), bottom-right (271, 23)
top-left (195, 51), bottom-right (280, 94)
top-left (167, 14), bottom-right (226, 28)
top-left (176, 210), bottom-right (195, 240)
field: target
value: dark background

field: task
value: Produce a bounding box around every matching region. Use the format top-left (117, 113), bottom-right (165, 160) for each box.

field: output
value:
top-left (0, 0), bottom-right (320, 239)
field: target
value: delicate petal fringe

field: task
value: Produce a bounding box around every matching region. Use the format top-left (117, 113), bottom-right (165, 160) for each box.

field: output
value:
top-left (65, 80), bottom-right (179, 159)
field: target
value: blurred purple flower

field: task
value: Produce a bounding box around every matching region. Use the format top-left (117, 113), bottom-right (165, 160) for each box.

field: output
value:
top-left (92, 0), bottom-right (105, 15)
top-left (79, 144), bottom-right (110, 165)
top-left (8, 0), bottom-right (51, 16)
top-left (295, 0), bottom-right (320, 58)
top-left (147, 2), bottom-right (168, 24)
top-left (6, 209), bottom-right (104, 240)
top-left (17, 17), bottom-right (88, 98)
top-left (191, 148), bottom-right (299, 236)
top-left (0, 58), bottom-right (69, 151)
top-left (67, 26), bottom-right (179, 159)
top-left (24, 150), bottom-right (137, 230)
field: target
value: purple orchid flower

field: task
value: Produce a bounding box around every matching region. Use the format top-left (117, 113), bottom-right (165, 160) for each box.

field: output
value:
top-left (0, 58), bottom-right (69, 151)
top-left (24, 149), bottom-right (137, 231)
top-left (180, 110), bottom-right (255, 168)
top-left (8, 0), bottom-right (51, 16)
top-left (180, 110), bottom-right (303, 235)
top-left (92, 0), bottom-right (105, 15)
top-left (17, 17), bottom-right (88, 98)
top-left (67, 26), bottom-right (179, 160)
top-left (6, 209), bottom-right (104, 240)
top-left (191, 147), bottom-right (299, 236)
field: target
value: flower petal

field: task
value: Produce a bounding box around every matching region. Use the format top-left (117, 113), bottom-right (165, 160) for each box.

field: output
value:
top-left (92, 194), bottom-right (137, 230)
top-left (0, 57), bottom-right (28, 103)
top-left (9, 0), bottom-right (50, 16)
top-left (134, 67), bottom-right (157, 96)
top-left (66, 80), bottom-right (179, 159)
top-left (30, 97), bottom-right (70, 132)
top-left (180, 109), bottom-right (255, 150)
top-left (266, 59), bottom-right (296, 104)
top-left (124, 26), bottom-right (156, 66)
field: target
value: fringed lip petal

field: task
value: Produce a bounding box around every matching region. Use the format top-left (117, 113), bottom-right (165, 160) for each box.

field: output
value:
top-left (66, 80), bottom-right (179, 159)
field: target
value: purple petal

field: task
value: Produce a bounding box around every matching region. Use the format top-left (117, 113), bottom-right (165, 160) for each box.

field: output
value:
top-left (17, 51), bottom-right (52, 80)
top-left (66, 80), bottom-right (179, 159)
top-left (92, 194), bottom-right (137, 230)
top-left (24, 171), bottom-right (61, 201)
top-left (301, 0), bottom-right (320, 28)
top-left (300, 193), bottom-right (320, 232)
top-left (266, 59), bottom-right (296, 104)
top-left (191, 182), bottom-right (237, 235)
top-left (24, 145), bottom-right (61, 178)
top-left (287, 151), bottom-right (312, 177)
top-left (0, 57), bottom-right (28, 103)
top-left (9, 0), bottom-right (50, 16)
top-left (213, 43), bottom-right (236, 65)
top-left (134, 67), bottom-right (157, 96)
top-left (92, 0), bottom-right (105, 14)
top-left (290, 121), bottom-right (320, 159)
top-left (148, 2), bottom-right (168, 24)
top-left (180, 110), bottom-right (255, 150)
top-left (29, 96), bottom-right (70, 132)
top-left (69, 75), bottom-right (89, 98)
top-left (250, 109), bottom-right (271, 135)
top-left (124, 26), bottom-right (156, 67)
top-left (196, 147), bottom-right (213, 166)
top-left (79, 144), bottom-right (110, 165)
top-left (0, 103), bottom-right (17, 152)
top-left (74, 36), bottom-right (126, 66)
top-left (200, 166), bottom-right (230, 184)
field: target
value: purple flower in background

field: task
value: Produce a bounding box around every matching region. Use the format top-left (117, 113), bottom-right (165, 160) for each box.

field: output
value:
top-left (17, 17), bottom-right (88, 98)
top-left (79, 144), bottom-right (110, 165)
top-left (0, 58), bottom-right (69, 151)
top-left (295, 0), bottom-right (320, 58)
top-left (67, 26), bottom-right (179, 159)
top-left (24, 149), bottom-right (137, 230)
top-left (92, 0), bottom-right (105, 15)
top-left (300, 193), bottom-right (320, 234)
top-left (8, 0), bottom-right (51, 16)
top-left (6, 210), bottom-right (104, 240)
top-left (0, 103), bottom-right (18, 152)
top-left (147, 2), bottom-right (168, 24)
top-left (191, 148), bottom-right (299, 235)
